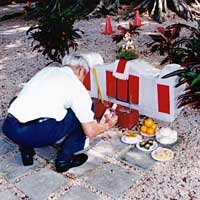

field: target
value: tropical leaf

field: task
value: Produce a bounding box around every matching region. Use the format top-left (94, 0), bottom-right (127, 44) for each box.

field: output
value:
top-left (150, 44), bottom-right (160, 53)
top-left (160, 56), bottom-right (169, 65)
top-left (112, 23), bottom-right (140, 44)
top-left (191, 74), bottom-right (200, 86)
top-left (162, 69), bottom-right (186, 78)
top-left (163, 61), bottom-right (200, 109)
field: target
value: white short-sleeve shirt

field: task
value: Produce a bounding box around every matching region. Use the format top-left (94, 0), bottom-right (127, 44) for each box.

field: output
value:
top-left (8, 67), bottom-right (94, 123)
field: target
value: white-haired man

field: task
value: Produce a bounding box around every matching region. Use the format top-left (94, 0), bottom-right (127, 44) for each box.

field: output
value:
top-left (3, 55), bottom-right (118, 173)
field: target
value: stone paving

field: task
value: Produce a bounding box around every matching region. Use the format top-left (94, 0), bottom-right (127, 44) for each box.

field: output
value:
top-left (0, 119), bottom-right (179, 200)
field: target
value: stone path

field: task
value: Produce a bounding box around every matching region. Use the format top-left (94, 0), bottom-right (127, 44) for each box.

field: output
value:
top-left (0, 119), bottom-right (180, 200)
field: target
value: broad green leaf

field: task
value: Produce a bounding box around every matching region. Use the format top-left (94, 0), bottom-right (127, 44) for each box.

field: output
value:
top-left (197, 20), bottom-right (200, 32)
top-left (191, 74), bottom-right (200, 86)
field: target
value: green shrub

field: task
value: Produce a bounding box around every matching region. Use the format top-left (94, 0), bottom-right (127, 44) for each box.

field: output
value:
top-left (162, 63), bottom-right (200, 109)
top-left (27, 0), bottom-right (83, 64)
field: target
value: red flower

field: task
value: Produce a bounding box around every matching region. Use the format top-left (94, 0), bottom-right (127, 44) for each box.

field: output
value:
top-left (117, 25), bottom-right (124, 31)
top-left (157, 27), bottom-right (165, 34)
top-left (67, 39), bottom-right (72, 46)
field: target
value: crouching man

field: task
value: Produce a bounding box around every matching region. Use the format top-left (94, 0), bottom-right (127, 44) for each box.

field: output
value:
top-left (2, 55), bottom-right (118, 173)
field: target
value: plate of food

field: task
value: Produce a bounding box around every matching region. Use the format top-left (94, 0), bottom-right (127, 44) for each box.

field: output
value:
top-left (136, 139), bottom-right (158, 152)
top-left (140, 131), bottom-right (156, 138)
top-left (151, 147), bottom-right (174, 161)
top-left (156, 127), bottom-right (178, 145)
top-left (140, 118), bottom-right (158, 138)
top-left (121, 130), bottom-right (142, 144)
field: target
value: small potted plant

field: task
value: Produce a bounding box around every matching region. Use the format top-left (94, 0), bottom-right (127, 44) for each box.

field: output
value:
top-left (115, 31), bottom-right (140, 60)
top-left (112, 23), bottom-right (140, 60)
top-left (116, 46), bottom-right (140, 60)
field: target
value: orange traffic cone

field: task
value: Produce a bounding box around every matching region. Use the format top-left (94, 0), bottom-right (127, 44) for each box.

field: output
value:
top-left (133, 10), bottom-right (142, 27)
top-left (102, 16), bottom-right (115, 35)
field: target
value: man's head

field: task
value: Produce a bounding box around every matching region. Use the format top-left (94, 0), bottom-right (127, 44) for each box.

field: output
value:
top-left (62, 54), bottom-right (89, 82)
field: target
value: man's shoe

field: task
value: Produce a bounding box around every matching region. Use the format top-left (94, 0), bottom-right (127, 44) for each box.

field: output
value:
top-left (55, 153), bottom-right (88, 173)
top-left (20, 149), bottom-right (35, 166)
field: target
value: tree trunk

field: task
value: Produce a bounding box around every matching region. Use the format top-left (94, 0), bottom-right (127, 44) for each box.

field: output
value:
top-left (85, 0), bottom-right (196, 22)
top-left (129, 0), bottom-right (193, 23)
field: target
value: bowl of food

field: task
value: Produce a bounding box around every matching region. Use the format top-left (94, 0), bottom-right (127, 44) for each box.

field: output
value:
top-left (151, 147), bottom-right (174, 161)
top-left (140, 118), bottom-right (158, 137)
top-left (121, 130), bottom-right (142, 144)
top-left (156, 127), bottom-right (177, 146)
top-left (136, 139), bottom-right (158, 152)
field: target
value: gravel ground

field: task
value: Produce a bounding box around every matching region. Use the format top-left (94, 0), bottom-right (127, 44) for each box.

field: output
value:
top-left (0, 3), bottom-right (200, 200)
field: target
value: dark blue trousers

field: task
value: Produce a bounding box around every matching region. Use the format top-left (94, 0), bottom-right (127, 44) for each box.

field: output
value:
top-left (2, 108), bottom-right (86, 161)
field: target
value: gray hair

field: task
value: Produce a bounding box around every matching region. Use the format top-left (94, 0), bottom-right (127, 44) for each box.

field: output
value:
top-left (62, 54), bottom-right (89, 74)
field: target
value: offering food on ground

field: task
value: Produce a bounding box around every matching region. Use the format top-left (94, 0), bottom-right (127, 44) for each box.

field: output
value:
top-left (140, 118), bottom-right (158, 136)
top-left (139, 139), bottom-right (154, 150)
top-left (121, 130), bottom-right (142, 144)
top-left (152, 147), bottom-right (174, 161)
top-left (144, 118), bottom-right (154, 127)
top-left (125, 130), bottom-right (138, 137)
top-left (139, 141), bottom-right (146, 147)
top-left (136, 139), bottom-right (158, 152)
top-left (151, 123), bottom-right (158, 130)
top-left (156, 127), bottom-right (177, 145)
top-left (140, 125), bottom-right (147, 133)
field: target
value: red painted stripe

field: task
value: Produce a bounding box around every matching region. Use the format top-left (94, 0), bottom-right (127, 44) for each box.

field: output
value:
top-left (116, 59), bottom-right (128, 73)
top-left (83, 70), bottom-right (91, 91)
top-left (128, 75), bottom-right (139, 104)
top-left (117, 79), bottom-right (128, 101)
top-left (157, 84), bottom-right (170, 114)
top-left (106, 71), bottom-right (116, 98)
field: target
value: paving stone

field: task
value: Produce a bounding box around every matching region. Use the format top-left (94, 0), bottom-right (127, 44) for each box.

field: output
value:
top-left (16, 168), bottom-right (69, 200)
top-left (86, 164), bottom-right (141, 198)
top-left (35, 146), bottom-right (57, 161)
top-left (0, 189), bottom-right (19, 200)
top-left (120, 147), bottom-right (156, 170)
top-left (91, 135), bottom-right (127, 158)
top-left (0, 153), bottom-right (42, 181)
top-left (59, 186), bottom-right (101, 200)
top-left (0, 137), bottom-right (16, 157)
top-left (69, 150), bottom-right (106, 177)
top-left (159, 138), bottom-right (182, 150)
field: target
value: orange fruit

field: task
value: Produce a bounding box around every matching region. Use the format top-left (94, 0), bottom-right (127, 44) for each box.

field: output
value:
top-left (144, 118), bottom-right (154, 127)
top-left (146, 127), bottom-right (155, 136)
top-left (140, 125), bottom-right (147, 133)
top-left (151, 123), bottom-right (158, 130)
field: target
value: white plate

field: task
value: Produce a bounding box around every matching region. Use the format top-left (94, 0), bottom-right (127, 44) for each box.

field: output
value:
top-left (151, 147), bottom-right (174, 161)
top-left (136, 140), bottom-right (158, 152)
top-left (140, 131), bottom-right (156, 138)
top-left (156, 137), bottom-right (177, 145)
top-left (121, 135), bottom-right (142, 144)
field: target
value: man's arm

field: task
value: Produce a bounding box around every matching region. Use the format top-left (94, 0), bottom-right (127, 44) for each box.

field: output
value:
top-left (81, 115), bottom-right (118, 139)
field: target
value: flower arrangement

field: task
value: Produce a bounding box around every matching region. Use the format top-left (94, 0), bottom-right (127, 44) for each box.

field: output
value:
top-left (116, 32), bottom-right (140, 60)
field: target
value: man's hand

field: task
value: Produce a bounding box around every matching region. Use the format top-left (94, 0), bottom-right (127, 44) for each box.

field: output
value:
top-left (105, 114), bottom-right (118, 129)
top-left (81, 114), bottom-right (118, 139)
